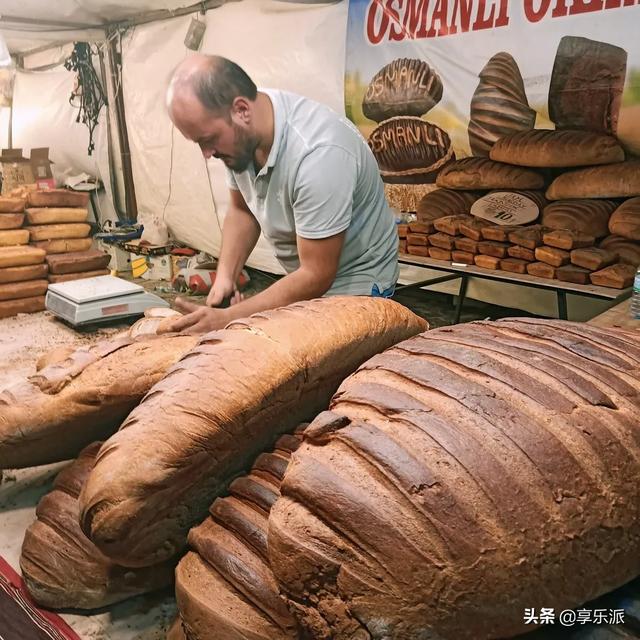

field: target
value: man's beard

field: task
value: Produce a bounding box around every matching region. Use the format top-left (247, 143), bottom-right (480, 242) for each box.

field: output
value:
top-left (225, 122), bottom-right (258, 172)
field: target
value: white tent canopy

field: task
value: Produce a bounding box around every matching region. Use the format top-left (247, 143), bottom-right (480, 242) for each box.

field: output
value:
top-left (0, 0), bottom-right (608, 318)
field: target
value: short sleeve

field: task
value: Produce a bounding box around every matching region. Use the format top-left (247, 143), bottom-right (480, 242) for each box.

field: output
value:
top-left (292, 146), bottom-right (356, 239)
top-left (225, 168), bottom-right (240, 190)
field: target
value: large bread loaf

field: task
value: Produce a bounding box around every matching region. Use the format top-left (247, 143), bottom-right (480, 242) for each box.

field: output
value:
top-left (26, 207), bottom-right (88, 225)
top-left (609, 198), bottom-right (640, 240)
top-left (46, 250), bottom-right (110, 274)
top-left (0, 333), bottom-right (198, 469)
top-left (468, 52), bottom-right (535, 157)
top-left (436, 157), bottom-right (544, 190)
top-left (0, 279), bottom-right (48, 301)
top-left (0, 213), bottom-right (25, 229)
top-left (0, 229), bottom-right (29, 246)
top-left (27, 189), bottom-right (89, 208)
top-left (20, 442), bottom-right (174, 609)
top-left (541, 200), bottom-right (617, 238)
top-left (0, 197), bottom-right (25, 213)
top-left (26, 223), bottom-right (91, 241)
top-left (0, 295), bottom-right (45, 318)
top-left (268, 319), bottom-right (640, 640)
top-left (599, 235), bottom-right (640, 266)
top-left (0, 263), bottom-right (48, 284)
top-left (0, 245), bottom-right (46, 268)
top-left (416, 188), bottom-right (482, 222)
top-left (489, 129), bottom-right (625, 167)
top-left (546, 160), bottom-right (640, 200)
top-left (78, 298), bottom-right (428, 567)
top-left (175, 427), bottom-right (307, 640)
top-left (32, 237), bottom-right (92, 254)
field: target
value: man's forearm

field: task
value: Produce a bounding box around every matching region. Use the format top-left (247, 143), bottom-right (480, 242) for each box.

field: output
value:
top-left (217, 206), bottom-right (261, 281)
top-left (221, 267), bottom-right (330, 323)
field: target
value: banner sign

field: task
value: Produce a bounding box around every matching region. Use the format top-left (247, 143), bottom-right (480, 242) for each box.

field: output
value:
top-left (345, 0), bottom-right (640, 196)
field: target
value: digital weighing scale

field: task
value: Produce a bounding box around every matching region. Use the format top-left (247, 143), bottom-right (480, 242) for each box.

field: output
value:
top-left (46, 275), bottom-right (170, 327)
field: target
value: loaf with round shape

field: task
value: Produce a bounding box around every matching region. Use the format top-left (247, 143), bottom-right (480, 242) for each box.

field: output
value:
top-left (32, 238), bottom-right (93, 254)
top-left (542, 200), bottom-right (617, 238)
top-left (175, 427), bottom-right (307, 640)
top-left (599, 235), bottom-right (640, 266)
top-left (0, 333), bottom-right (199, 469)
top-left (0, 213), bottom-right (25, 229)
top-left (0, 279), bottom-right (48, 301)
top-left (609, 198), bottom-right (640, 240)
top-left (0, 295), bottom-right (45, 318)
top-left (48, 269), bottom-right (110, 284)
top-left (78, 297), bottom-right (428, 568)
top-left (436, 158), bottom-right (544, 190)
top-left (417, 189), bottom-right (482, 222)
top-left (489, 129), bottom-right (625, 167)
top-left (468, 52), bottom-right (536, 157)
top-left (527, 261), bottom-right (556, 279)
top-left (0, 263), bottom-right (48, 284)
top-left (268, 319), bottom-right (640, 640)
top-left (26, 223), bottom-right (91, 241)
top-left (20, 442), bottom-right (175, 609)
top-left (0, 197), bottom-right (26, 213)
top-left (546, 161), bottom-right (640, 200)
top-left (590, 263), bottom-right (636, 289)
top-left (362, 58), bottom-right (443, 123)
top-left (26, 208), bottom-right (88, 225)
top-left (368, 117), bottom-right (453, 184)
top-left (27, 189), bottom-right (89, 208)
top-left (0, 229), bottom-right (29, 246)
top-left (549, 36), bottom-right (627, 135)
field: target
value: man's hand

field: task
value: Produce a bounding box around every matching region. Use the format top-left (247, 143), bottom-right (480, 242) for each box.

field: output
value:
top-left (206, 274), bottom-right (244, 307)
top-left (166, 298), bottom-right (232, 334)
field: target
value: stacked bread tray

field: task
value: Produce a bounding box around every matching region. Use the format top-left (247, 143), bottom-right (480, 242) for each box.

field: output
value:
top-left (25, 189), bottom-right (111, 284)
top-left (0, 195), bottom-right (49, 318)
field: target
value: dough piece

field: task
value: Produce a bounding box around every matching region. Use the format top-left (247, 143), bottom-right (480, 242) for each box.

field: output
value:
top-left (0, 333), bottom-right (199, 469)
top-left (436, 157), bottom-right (544, 190)
top-left (543, 229), bottom-right (596, 251)
top-left (535, 246), bottom-right (571, 267)
top-left (78, 298), bottom-right (429, 567)
top-left (269, 320), bottom-right (640, 639)
top-left (490, 129), bottom-right (624, 167)
top-left (20, 442), bottom-right (175, 609)
top-left (590, 264), bottom-right (636, 289)
top-left (26, 208), bottom-right (88, 225)
top-left (546, 160), bottom-right (640, 200)
top-left (527, 262), bottom-right (557, 279)
top-left (570, 248), bottom-right (618, 271)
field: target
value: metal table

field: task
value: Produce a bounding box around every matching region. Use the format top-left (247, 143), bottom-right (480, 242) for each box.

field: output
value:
top-left (398, 253), bottom-right (631, 323)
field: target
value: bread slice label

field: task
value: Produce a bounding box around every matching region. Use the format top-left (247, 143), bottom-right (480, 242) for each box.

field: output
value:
top-left (471, 192), bottom-right (540, 226)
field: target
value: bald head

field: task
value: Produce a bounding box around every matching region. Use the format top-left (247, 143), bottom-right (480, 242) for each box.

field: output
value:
top-left (167, 54), bottom-right (257, 116)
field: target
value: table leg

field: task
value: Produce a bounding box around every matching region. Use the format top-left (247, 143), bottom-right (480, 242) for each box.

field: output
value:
top-left (557, 291), bottom-right (568, 320)
top-left (453, 275), bottom-right (468, 324)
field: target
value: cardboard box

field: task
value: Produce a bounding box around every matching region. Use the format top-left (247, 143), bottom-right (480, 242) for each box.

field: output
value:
top-left (30, 148), bottom-right (55, 190)
top-left (141, 254), bottom-right (173, 281)
top-left (96, 239), bottom-right (131, 274)
top-left (0, 149), bottom-right (34, 195)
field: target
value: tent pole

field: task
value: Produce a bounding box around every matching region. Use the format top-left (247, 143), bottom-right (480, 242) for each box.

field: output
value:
top-left (107, 29), bottom-right (138, 222)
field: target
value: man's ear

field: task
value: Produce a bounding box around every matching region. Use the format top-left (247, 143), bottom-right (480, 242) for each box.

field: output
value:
top-left (231, 96), bottom-right (251, 124)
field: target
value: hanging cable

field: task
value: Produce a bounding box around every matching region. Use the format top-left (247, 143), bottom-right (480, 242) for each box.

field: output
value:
top-left (64, 42), bottom-right (106, 155)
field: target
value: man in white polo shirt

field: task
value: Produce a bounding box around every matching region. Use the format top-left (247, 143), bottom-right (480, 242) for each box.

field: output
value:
top-left (165, 54), bottom-right (398, 333)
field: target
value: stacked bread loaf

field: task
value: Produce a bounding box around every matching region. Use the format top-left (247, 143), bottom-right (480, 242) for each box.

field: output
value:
top-left (25, 189), bottom-right (110, 284)
top-left (0, 195), bottom-right (48, 318)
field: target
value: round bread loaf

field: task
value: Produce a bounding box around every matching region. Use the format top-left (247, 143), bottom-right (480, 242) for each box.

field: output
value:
top-left (436, 157), bottom-right (544, 190)
top-left (599, 235), bottom-right (640, 266)
top-left (608, 197), bottom-right (640, 240)
top-left (269, 319), bottom-right (640, 640)
top-left (468, 52), bottom-right (536, 157)
top-left (416, 188), bottom-right (482, 222)
top-left (546, 160), bottom-right (640, 200)
top-left (368, 117), bottom-right (453, 184)
top-left (490, 129), bottom-right (625, 167)
top-left (542, 199), bottom-right (617, 238)
top-left (362, 58), bottom-right (443, 123)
